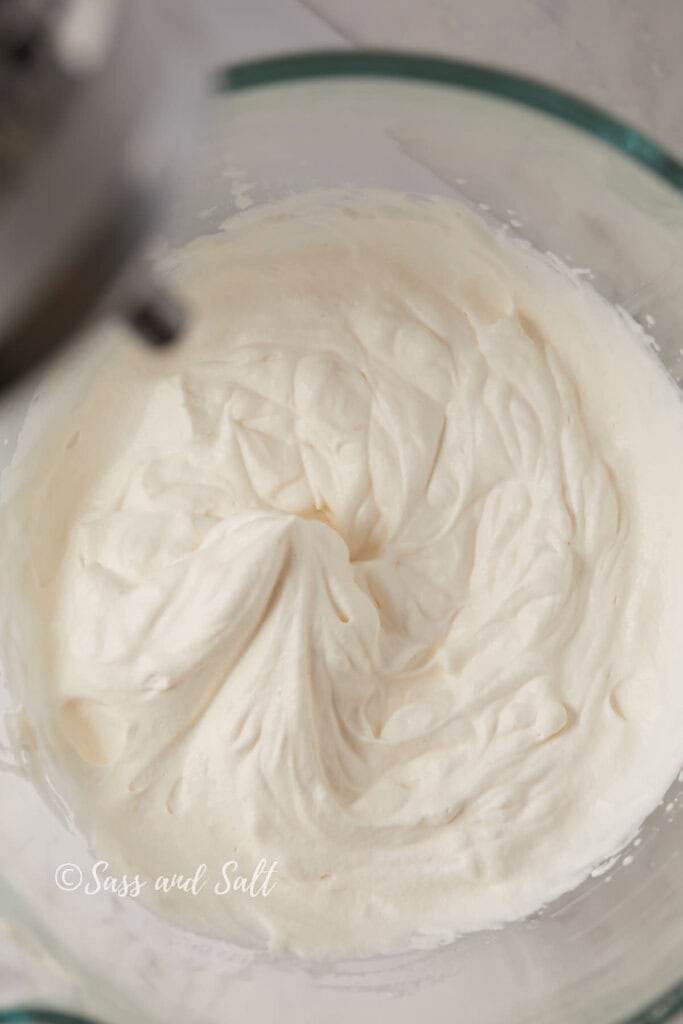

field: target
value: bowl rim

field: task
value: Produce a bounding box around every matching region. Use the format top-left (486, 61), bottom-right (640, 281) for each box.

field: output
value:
top-left (4, 48), bottom-right (683, 1024)
top-left (220, 49), bottom-right (683, 196)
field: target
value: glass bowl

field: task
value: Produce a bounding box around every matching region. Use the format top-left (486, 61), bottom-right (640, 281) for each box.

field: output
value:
top-left (2, 51), bottom-right (683, 1024)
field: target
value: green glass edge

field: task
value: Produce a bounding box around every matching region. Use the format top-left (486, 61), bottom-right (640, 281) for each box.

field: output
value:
top-left (220, 50), bottom-right (683, 194)
top-left (2, 48), bottom-right (682, 1024)
top-left (0, 1011), bottom-right (99, 1023)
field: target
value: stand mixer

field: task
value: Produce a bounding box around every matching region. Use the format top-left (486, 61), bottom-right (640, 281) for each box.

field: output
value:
top-left (0, 0), bottom-right (204, 392)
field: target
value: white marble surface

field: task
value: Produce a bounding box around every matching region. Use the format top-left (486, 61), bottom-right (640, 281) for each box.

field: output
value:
top-left (200, 0), bottom-right (683, 158)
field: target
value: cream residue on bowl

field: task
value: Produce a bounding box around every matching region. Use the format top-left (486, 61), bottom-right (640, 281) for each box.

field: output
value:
top-left (2, 191), bottom-right (683, 958)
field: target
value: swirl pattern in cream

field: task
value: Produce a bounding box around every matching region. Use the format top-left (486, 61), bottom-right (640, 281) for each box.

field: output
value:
top-left (3, 193), bottom-right (683, 956)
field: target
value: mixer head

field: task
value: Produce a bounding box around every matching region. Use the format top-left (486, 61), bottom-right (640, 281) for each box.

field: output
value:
top-left (0, 0), bottom-right (201, 391)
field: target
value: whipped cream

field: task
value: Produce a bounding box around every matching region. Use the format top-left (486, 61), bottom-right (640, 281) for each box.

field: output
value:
top-left (3, 192), bottom-right (683, 958)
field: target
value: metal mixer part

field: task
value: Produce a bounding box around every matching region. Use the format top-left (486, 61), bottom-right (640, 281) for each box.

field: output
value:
top-left (0, 0), bottom-right (201, 391)
top-left (0, 1), bottom-right (72, 190)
